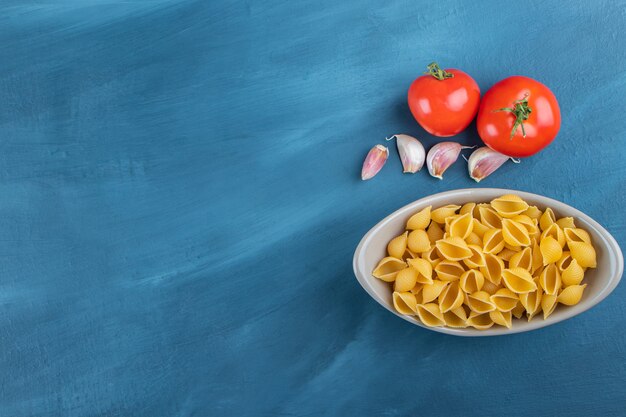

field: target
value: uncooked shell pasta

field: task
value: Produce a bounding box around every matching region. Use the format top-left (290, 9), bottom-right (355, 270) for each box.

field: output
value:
top-left (372, 195), bottom-right (597, 330)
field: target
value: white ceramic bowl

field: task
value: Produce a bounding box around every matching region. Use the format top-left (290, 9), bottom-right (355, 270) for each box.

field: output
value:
top-left (353, 188), bottom-right (623, 336)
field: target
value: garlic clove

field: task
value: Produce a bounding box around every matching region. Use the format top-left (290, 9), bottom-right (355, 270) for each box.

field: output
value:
top-left (467, 146), bottom-right (519, 182)
top-left (426, 142), bottom-right (473, 179)
top-left (386, 134), bottom-right (425, 174)
top-left (361, 144), bottom-right (389, 180)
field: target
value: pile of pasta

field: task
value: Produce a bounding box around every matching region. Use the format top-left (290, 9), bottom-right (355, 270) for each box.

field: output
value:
top-left (372, 195), bottom-right (597, 330)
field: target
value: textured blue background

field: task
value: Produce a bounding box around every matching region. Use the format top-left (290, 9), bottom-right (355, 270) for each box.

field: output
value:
top-left (1, 1), bottom-right (625, 416)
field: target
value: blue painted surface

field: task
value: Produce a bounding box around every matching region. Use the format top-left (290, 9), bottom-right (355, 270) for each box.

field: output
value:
top-left (0, 0), bottom-right (625, 415)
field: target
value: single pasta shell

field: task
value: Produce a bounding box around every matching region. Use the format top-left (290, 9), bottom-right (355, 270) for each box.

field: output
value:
top-left (502, 267), bottom-right (537, 294)
top-left (426, 221), bottom-right (445, 244)
top-left (509, 247), bottom-right (532, 271)
top-left (541, 223), bottom-right (566, 248)
top-left (483, 228), bottom-right (505, 254)
top-left (372, 257), bottom-right (406, 282)
top-left (434, 260), bottom-right (465, 281)
top-left (466, 291), bottom-right (496, 314)
top-left (459, 202), bottom-right (476, 216)
top-left (489, 310), bottom-right (513, 329)
top-left (539, 263), bottom-right (561, 295)
top-left (467, 311), bottom-right (494, 330)
top-left (480, 252), bottom-right (504, 285)
top-left (561, 259), bottom-right (585, 286)
top-left (490, 288), bottom-right (519, 312)
top-left (502, 218), bottom-right (531, 247)
top-left (421, 280), bottom-right (448, 303)
top-left (556, 217), bottom-right (576, 229)
top-left (557, 284), bottom-right (587, 306)
top-left (540, 236), bottom-right (563, 265)
top-left (443, 306), bottom-right (468, 328)
top-left (436, 236), bottom-right (473, 261)
top-left (563, 227), bottom-right (591, 245)
top-left (520, 288), bottom-right (543, 321)
top-left (542, 293), bottom-right (558, 320)
top-left (438, 281), bottom-right (465, 313)
top-left (490, 194), bottom-right (529, 218)
top-left (394, 267), bottom-right (419, 292)
top-left (407, 257), bottom-right (433, 282)
top-left (539, 208), bottom-right (556, 232)
top-left (431, 205), bottom-right (461, 224)
top-left (568, 241), bottom-right (597, 268)
top-left (449, 213), bottom-right (474, 239)
top-left (407, 229), bottom-right (431, 253)
top-left (415, 303), bottom-right (445, 327)
top-left (406, 206), bottom-right (432, 230)
top-left (479, 206), bottom-right (503, 229)
top-left (460, 269), bottom-right (485, 294)
top-left (387, 231), bottom-right (408, 259)
top-left (393, 291), bottom-right (418, 315)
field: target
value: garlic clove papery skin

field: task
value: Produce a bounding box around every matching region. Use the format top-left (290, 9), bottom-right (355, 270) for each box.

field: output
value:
top-left (467, 146), bottom-right (518, 182)
top-left (361, 144), bottom-right (389, 180)
top-left (426, 142), bottom-right (472, 179)
top-left (387, 134), bottom-right (425, 174)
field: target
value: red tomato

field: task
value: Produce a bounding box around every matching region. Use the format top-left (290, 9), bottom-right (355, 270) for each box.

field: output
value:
top-left (477, 76), bottom-right (561, 158)
top-left (408, 62), bottom-right (480, 137)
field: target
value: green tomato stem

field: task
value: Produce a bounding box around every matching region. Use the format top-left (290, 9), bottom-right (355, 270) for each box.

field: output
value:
top-left (493, 94), bottom-right (532, 139)
top-left (424, 62), bottom-right (454, 81)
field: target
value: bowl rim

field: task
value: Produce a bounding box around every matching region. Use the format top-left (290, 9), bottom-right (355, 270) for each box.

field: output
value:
top-left (353, 188), bottom-right (624, 336)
